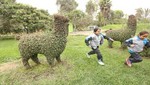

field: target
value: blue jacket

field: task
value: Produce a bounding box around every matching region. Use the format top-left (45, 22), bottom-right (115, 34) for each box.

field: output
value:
top-left (85, 33), bottom-right (111, 49)
top-left (125, 36), bottom-right (150, 53)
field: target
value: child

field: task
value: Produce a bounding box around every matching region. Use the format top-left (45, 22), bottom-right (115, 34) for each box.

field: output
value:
top-left (125, 31), bottom-right (150, 67)
top-left (85, 27), bottom-right (114, 65)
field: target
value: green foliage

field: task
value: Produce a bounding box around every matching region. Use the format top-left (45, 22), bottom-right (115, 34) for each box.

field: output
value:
top-left (56, 0), bottom-right (78, 14)
top-left (97, 10), bottom-right (125, 25)
top-left (98, 0), bottom-right (126, 25)
top-left (97, 12), bottom-right (107, 26)
top-left (86, 0), bottom-right (97, 16)
top-left (113, 10), bottom-right (124, 19)
top-left (67, 10), bottom-right (93, 31)
top-left (99, 0), bottom-right (112, 20)
top-left (135, 8), bottom-right (150, 23)
top-left (0, 2), bottom-right (53, 34)
top-left (109, 10), bottom-right (125, 24)
top-left (0, 0), bottom-right (15, 4)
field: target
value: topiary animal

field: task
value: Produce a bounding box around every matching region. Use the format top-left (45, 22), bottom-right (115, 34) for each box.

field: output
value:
top-left (140, 32), bottom-right (150, 57)
top-left (18, 14), bottom-right (69, 69)
top-left (106, 15), bottom-right (137, 49)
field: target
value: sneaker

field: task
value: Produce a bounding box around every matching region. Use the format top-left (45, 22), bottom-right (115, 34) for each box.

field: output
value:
top-left (98, 60), bottom-right (105, 65)
top-left (125, 58), bottom-right (132, 67)
top-left (86, 53), bottom-right (90, 58)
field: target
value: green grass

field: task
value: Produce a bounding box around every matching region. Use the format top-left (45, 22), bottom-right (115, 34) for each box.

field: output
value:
top-left (0, 35), bottom-right (150, 85)
top-left (102, 24), bottom-right (123, 30)
top-left (0, 40), bottom-right (20, 63)
top-left (102, 23), bottom-right (150, 33)
top-left (136, 23), bottom-right (150, 33)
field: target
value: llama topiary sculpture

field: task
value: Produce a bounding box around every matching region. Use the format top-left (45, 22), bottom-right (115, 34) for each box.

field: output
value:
top-left (19, 14), bottom-right (69, 69)
top-left (106, 15), bottom-right (137, 48)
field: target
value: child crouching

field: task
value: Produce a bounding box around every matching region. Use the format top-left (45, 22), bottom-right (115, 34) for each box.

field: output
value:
top-left (125, 31), bottom-right (150, 67)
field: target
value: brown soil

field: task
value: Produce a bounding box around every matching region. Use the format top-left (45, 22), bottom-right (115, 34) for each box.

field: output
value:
top-left (0, 60), bottom-right (21, 72)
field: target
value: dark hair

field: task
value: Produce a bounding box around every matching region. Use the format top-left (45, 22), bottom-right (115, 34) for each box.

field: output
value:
top-left (93, 27), bottom-right (100, 32)
top-left (139, 31), bottom-right (149, 36)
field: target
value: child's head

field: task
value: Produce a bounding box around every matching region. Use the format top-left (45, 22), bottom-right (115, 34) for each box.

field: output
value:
top-left (138, 31), bottom-right (149, 40)
top-left (93, 27), bottom-right (101, 35)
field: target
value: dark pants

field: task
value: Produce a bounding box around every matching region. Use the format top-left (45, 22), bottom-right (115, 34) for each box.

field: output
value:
top-left (129, 52), bottom-right (143, 63)
top-left (88, 46), bottom-right (103, 61)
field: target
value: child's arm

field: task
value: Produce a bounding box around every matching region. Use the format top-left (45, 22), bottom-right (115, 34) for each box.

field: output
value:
top-left (145, 39), bottom-right (150, 48)
top-left (101, 34), bottom-right (114, 41)
top-left (85, 36), bottom-right (92, 46)
top-left (125, 38), bottom-right (134, 47)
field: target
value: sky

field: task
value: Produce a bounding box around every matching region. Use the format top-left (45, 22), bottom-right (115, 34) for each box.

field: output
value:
top-left (16, 0), bottom-right (150, 15)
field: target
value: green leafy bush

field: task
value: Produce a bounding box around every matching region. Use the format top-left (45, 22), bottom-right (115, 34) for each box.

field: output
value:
top-left (0, 2), bottom-right (53, 34)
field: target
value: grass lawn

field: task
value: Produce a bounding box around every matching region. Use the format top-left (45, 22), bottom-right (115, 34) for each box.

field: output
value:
top-left (0, 35), bottom-right (150, 85)
top-left (102, 24), bottom-right (123, 30)
top-left (102, 23), bottom-right (150, 34)
top-left (0, 40), bottom-right (20, 63)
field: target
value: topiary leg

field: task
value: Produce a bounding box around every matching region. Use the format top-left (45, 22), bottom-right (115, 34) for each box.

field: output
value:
top-left (31, 54), bottom-right (41, 64)
top-left (22, 57), bottom-right (31, 69)
top-left (108, 40), bottom-right (113, 48)
top-left (121, 42), bottom-right (127, 49)
top-left (56, 55), bottom-right (61, 63)
top-left (46, 56), bottom-right (55, 67)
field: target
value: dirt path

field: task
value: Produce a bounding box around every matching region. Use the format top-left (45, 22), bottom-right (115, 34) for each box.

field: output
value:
top-left (0, 60), bottom-right (21, 72)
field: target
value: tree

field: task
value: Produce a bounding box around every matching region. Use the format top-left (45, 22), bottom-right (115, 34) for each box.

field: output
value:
top-left (86, 0), bottom-right (97, 17)
top-left (0, 0), bottom-right (15, 4)
top-left (110, 10), bottom-right (124, 24)
top-left (56, 0), bottom-right (78, 14)
top-left (144, 8), bottom-right (150, 19)
top-left (0, 2), bottom-right (53, 34)
top-left (113, 10), bottom-right (124, 19)
top-left (99, 0), bottom-right (112, 19)
top-left (135, 8), bottom-right (150, 22)
top-left (135, 8), bottom-right (143, 21)
top-left (67, 10), bottom-right (93, 31)
top-left (97, 12), bottom-right (107, 26)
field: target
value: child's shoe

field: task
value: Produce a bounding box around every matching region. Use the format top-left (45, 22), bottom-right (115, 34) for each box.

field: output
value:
top-left (125, 58), bottom-right (132, 67)
top-left (98, 60), bottom-right (105, 65)
top-left (86, 53), bottom-right (90, 58)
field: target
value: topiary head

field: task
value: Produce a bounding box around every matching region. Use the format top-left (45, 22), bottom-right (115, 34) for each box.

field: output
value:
top-left (53, 14), bottom-right (69, 37)
top-left (127, 15), bottom-right (137, 30)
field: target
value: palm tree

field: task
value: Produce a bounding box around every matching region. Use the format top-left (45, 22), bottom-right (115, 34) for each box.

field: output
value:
top-left (144, 8), bottom-right (150, 19)
top-left (135, 8), bottom-right (143, 21)
top-left (99, 0), bottom-right (112, 19)
top-left (135, 8), bottom-right (150, 22)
